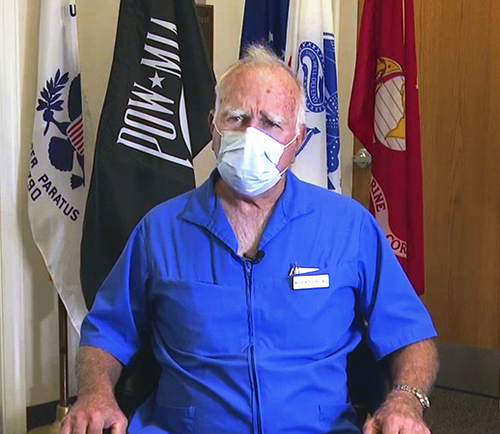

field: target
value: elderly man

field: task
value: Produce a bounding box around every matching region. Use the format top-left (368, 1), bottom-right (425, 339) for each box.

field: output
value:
top-left (61, 46), bottom-right (438, 434)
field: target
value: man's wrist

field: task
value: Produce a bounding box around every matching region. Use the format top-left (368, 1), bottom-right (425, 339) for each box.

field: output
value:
top-left (385, 390), bottom-right (424, 417)
top-left (78, 381), bottom-right (116, 400)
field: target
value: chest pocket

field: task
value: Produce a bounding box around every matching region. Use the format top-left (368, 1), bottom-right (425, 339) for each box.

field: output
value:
top-left (253, 262), bottom-right (359, 353)
top-left (150, 279), bottom-right (248, 355)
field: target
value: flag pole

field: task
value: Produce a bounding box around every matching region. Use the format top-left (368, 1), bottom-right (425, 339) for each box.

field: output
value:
top-left (58, 295), bottom-right (69, 408)
top-left (27, 295), bottom-right (71, 434)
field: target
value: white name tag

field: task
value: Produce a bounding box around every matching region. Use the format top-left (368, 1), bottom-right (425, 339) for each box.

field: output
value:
top-left (292, 274), bottom-right (330, 290)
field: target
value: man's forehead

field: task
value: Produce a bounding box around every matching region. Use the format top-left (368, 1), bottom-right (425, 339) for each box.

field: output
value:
top-left (225, 65), bottom-right (298, 94)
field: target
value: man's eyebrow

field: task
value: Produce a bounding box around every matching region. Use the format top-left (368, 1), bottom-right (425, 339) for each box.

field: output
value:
top-left (221, 108), bottom-right (249, 118)
top-left (261, 112), bottom-right (285, 124)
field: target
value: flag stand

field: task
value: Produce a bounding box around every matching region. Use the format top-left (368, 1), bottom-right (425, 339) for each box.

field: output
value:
top-left (27, 296), bottom-right (71, 434)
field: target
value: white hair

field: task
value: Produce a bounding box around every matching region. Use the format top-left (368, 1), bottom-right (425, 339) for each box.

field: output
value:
top-left (215, 45), bottom-right (306, 132)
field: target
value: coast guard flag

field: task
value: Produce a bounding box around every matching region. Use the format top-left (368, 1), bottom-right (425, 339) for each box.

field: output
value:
top-left (81, 0), bottom-right (215, 307)
top-left (285, 0), bottom-right (342, 191)
top-left (28, 0), bottom-right (88, 331)
top-left (240, 0), bottom-right (290, 57)
top-left (349, 0), bottom-right (425, 294)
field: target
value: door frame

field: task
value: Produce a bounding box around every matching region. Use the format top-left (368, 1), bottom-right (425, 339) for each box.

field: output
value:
top-left (0, 0), bottom-right (28, 431)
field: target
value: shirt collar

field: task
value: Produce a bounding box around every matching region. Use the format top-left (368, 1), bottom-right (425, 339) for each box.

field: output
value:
top-left (259, 170), bottom-right (314, 248)
top-left (181, 170), bottom-right (314, 252)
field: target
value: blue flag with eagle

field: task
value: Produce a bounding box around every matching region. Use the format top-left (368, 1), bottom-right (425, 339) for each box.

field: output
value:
top-left (28, 0), bottom-right (88, 332)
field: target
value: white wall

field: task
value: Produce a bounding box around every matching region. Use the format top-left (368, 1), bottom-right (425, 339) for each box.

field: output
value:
top-left (17, 0), bottom-right (357, 408)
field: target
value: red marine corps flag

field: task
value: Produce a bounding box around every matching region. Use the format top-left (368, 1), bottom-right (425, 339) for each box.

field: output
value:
top-left (349, 0), bottom-right (425, 294)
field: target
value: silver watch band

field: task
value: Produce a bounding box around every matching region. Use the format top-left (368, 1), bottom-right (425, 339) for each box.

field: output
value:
top-left (393, 383), bottom-right (431, 409)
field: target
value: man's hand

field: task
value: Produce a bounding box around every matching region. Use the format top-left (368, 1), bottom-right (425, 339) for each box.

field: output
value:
top-left (363, 338), bottom-right (438, 433)
top-left (60, 346), bottom-right (126, 434)
top-left (60, 393), bottom-right (128, 434)
top-left (363, 390), bottom-right (430, 434)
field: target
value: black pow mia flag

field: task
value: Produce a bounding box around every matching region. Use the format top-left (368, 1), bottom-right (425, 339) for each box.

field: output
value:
top-left (81, 0), bottom-right (215, 307)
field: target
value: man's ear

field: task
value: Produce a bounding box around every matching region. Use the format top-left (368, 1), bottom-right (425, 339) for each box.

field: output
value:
top-left (209, 110), bottom-right (221, 155)
top-left (298, 123), bottom-right (307, 144)
top-left (294, 123), bottom-right (307, 153)
top-left (208, 110), bottom-right (215, 134)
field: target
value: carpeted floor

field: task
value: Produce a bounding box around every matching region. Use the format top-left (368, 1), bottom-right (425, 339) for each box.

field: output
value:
top-left (425, 387), bottom-right (500, 434)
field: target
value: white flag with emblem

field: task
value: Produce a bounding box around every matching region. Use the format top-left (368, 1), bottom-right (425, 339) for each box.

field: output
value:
top-left (285, 0), bottom-right (342, 192)
top-left (28, 0), bottom-right (88, 332)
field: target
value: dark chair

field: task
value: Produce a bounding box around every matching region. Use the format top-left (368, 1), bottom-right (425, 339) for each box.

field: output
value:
top-left (347, 340), bottom-right (391, 426)
top-left (114, 341), bottom-right (161, 418)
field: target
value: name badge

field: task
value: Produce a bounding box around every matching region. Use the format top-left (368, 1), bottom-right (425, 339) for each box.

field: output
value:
top-left (292, 274), bottom-right (330, 290)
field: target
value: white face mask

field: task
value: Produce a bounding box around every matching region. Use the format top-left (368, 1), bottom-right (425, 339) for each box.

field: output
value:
top-left (214, 125), bottom-right (296, 196)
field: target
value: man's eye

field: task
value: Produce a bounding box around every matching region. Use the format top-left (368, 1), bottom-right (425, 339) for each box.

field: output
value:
top-left (229, 115), bottom-right (244, 122)
top-left (264, 119), bottom-right (280, 128)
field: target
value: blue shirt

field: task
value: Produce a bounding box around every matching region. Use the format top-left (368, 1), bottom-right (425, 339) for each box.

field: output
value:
top-left (81, 171), bottom-right (437, 434)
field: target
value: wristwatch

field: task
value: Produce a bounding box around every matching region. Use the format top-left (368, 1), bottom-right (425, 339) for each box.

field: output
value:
top-left (392, 383), bottom-right (431, 409)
